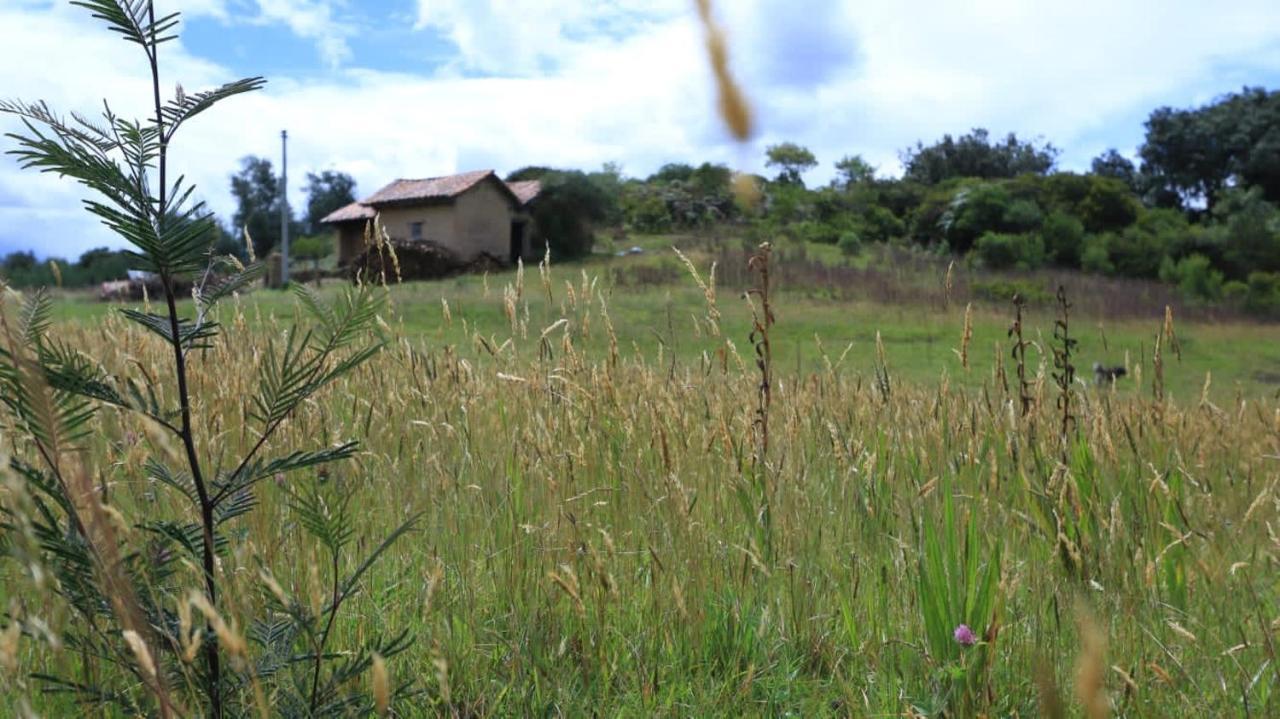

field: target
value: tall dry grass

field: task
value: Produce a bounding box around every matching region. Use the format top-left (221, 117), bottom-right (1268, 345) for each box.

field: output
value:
top-left (3, 264), bottom-right (1277, 714)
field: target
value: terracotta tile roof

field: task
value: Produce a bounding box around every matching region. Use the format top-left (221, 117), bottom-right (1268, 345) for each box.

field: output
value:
top-left (363, 169), bottom-right (495, 205)
top-left (321, 201), bottom-right (376, 224)
top-left (320, 170), bottom-right (531, 225)
top-left (506, 180), bottom-right (542, 206)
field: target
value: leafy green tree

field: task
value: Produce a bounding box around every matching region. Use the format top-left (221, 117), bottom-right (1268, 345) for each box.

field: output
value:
top-left (838, 229), bottom-right (862, 256)
top-left (1139, 87), bottom-right (1280, 210)
top-left (859, 205), bottom-right (905, 243)
top-left (626, 190), bottom-right (673, 232)
top-left (0, 251), bottom-right (58, 288)
top-left (292, 235), bottom-right (334, 284)
top-left (1090, 148), bottom-right (1139, 191)
top-left (1243, 271), bottom-right (1280, 314)
top-left (1159, 253), bottom-right (1224, 300)
top-left (528, 170), bottom-right (615, 258)
top-left (1077, 176), bottom-right (1139, 232)
top-left (1001, 199), bottom-right (1043, 233)
top-left (588, 162), bottom-right (626, 226)
top-left (210, 222), bottom-right (249, 261)
top-left (940, 182), bottom-right (1013, 253)
top-left (765, 142), bottom-right (818, 186)
top-left (1212, 186), bottom-right (1280, 277)
top-left (2, 250), bottom-right (37, 273)
top-left (303, 170), bottom-right (356, 234)
top-left (834, 154), bottom-right (876, 187)
top-left (688, 162), bottom-right (733, 199)
top-left (75, 246), bottom-right (131, 284)
top-left (230, 155), bottom-right (295, 258)
top-left (901, 128), bottom-right (1058, 184)
top-left (648, 162), bottom-right (695, 184)
top-left (506, 166), bottom-right (555, 182)
top-left (1105, 209), bottom-right (1192, 278)
top-left (0, 3), bottom-right (416, 716)
top-left (1040, 211), bottom-right (1085, 266)
top-left (974, 232), bottom-right (1045, 270)
top-left (1080, 234), bottom-right (1115, 273)
top-left (765, 182), bottom-right (813, 224)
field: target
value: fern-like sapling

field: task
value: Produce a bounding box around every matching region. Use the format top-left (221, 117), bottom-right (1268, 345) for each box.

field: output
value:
top-left (0, 2), bottom-right (419, 716)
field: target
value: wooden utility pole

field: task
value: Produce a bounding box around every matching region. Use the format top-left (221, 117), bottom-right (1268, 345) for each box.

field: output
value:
top-left (280, 129), bottom-right (290, 285)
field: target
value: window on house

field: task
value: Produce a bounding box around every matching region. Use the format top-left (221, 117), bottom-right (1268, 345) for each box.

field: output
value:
top-left (410, 222), bottom-right (424, 241)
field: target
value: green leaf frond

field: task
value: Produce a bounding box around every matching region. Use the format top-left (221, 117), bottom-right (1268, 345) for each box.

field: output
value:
top-left (0, 343), bottom-right (98, 451)
top-left (161, 77), bottom-right (266, 141)
top-left (293, 284), bottom-right (386, 351)
top-left (69, 0), bottom-right (180, 49)
top-left (120, 308), bottom-right (219, 351)
top-left (0, 99), bottom-right (118, 155)
top-left (144, 458), bottom-right (197, 504)
top-left (215, 443), bottom-right (359, 502)
top-left (5, 119), bottom-right (146, 216)
top-left (197, 260), bottom-right (266, 311)
top-left (287, 482), bottom-right (356, 556)
top-left (17, 287), bottom-right (53, 346)
top-left (337, 513), bottom-right (422, 603)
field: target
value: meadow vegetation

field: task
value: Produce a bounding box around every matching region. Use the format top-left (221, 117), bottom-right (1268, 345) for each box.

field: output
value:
top-left (1, 2), bottom-right (1278, 717)
top-left (4, 250), bottom-right (1280, 715)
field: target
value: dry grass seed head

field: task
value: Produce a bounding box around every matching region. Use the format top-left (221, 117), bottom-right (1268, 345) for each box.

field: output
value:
top-left (694, 0), bottom-right (754, 142)
top-left (1075, 610), bottom-right (1109, 719)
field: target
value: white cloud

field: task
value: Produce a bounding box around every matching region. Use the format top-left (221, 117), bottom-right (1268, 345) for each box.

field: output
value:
top-left (251, 0), bottom-right (353, 68)
top-left (3, 0), bottom-right (1280, 259)
top-left (171, 0), bottom-right (231, 20)
top-left (724, 0), bottom-right (1280, 175)
top-left (413, 0), bottom-right (686, 74)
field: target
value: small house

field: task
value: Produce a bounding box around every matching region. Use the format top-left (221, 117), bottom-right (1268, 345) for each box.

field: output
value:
top-left (321, 170), bottom-right (542, 267)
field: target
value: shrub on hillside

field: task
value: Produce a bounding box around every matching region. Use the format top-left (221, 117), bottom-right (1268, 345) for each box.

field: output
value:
top-left (1213, 187), bottom-right (1280, 277)
top-left (1078, 175), bottom-right (1139, 232)
top-left (626, 192), bottom-right (673, 233)
top-left (790, 219), bottom-right (847, 245)
top-left (943, 182), bottom-right (1012, 253)
top-left (1002, 199), bottom-right (1044, 233)
top-left (1106, 226), bottom-right (1165, 277)
top-left (838, 230), bottom-right (862, 256)
top-left (974, 231), bottom-right (1046, 270)
top-left (859, 205), bottom-right (906, 243)
top-left (1243, 271), bottom-right (1280, 315)
top-left (1080, 234), bottom-right (1115, 274)
top-left (1040, 211), bottom-right (1085, 266)
top-left (1159, 253), bottom-right (1224, 301)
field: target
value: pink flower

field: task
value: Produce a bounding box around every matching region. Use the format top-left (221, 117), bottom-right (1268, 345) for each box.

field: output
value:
top-left (954, 624), bottom-right (977, 646)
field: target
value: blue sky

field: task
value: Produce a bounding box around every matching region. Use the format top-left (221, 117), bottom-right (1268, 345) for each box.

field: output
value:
top-left (2, 0), bottom-right (1280, 259)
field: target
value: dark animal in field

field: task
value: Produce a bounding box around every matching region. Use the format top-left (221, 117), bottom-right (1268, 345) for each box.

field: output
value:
top-left (1093, 362), bottom-right (1127, 386)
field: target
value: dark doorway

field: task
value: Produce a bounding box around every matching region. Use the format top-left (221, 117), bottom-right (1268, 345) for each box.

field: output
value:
top-left (509, 221), bottom-right (526, 264)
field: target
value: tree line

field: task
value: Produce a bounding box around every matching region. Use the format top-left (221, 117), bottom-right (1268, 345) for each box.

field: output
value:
top-left (4, 85), bottom-right (1277, 313)
top-left (1, 162), bottom-right (356, 288)
top-left (585, 86), bottom-right (1280, 314)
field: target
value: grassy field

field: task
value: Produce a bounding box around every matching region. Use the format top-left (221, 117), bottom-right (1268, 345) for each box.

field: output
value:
top-left (42, 237), bottom-right (1280, 403)
top-left (3, 239), bottom-right (1279, 715)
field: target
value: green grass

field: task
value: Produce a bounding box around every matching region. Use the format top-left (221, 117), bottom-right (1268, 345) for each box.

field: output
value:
top-left (4, 238), bottom-right (1278, 716)
top-left (45, 243), bottom-right (1280, 402)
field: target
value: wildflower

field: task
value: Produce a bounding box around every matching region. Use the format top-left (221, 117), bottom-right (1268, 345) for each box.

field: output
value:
top-left (954, 624), bottom-right (977, 647)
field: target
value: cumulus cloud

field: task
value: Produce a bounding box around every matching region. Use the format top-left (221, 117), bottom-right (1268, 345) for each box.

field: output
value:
top-left (251, 0), bottom-right (353, 68)
top-left (413, 0), bottom-right (687, 74)
top-left (2, 0), bottom-right (1280, 258)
